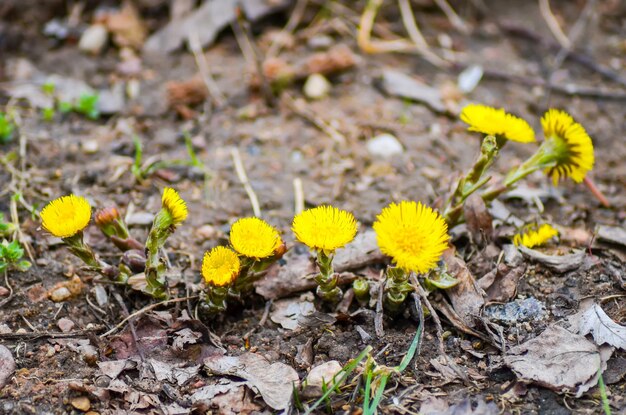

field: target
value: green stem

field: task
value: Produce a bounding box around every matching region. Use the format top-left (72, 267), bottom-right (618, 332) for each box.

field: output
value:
top-left (204, 286), bottom-right (229, 314)
top-left (63, 232), bottom-right (117, 279)
top-left (314, 250), bottom-right (343, 303)
top-left (384, 267), bottom-right (412, 312)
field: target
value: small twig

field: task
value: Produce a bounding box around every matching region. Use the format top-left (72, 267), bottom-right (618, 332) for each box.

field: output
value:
top-left (20, 315), bottom-right (37, 332)
top-left (113, 292), bottom-right (144, 361)
top-left (100, 296), bottom-right (198, 337)
top-left (433, 0), bottom-right (470, 34)
top-left (539, 0), bottom-right (571, 50)
top-left (410, 292), bottom-right (425, 359)
top-left (293, 177), bottom-right (304, 215)
top-left (0, 270), bottom-right (13, 308)
top-left (283, 93), bottom-right (346, 145)
top-left (267, 0), bottom-right (309, 58)
top-left (187, 32), bottom-right (226, 107)
top-left (231, 9), bottom-right (275, 106)
top-left (231, 147), bottom-right (262, 217)
top-left (583, 177), bottom-right (610, 207)
top-left (397, 0), bottom-right (447, 68)
top-left (0, 326), bottom-right (105, 340)
top-left (243, 299), bottom-right (273, 340)
top-left (374, 275), bottom-right (385, 337)
top-left (410, 275), bottom-right (445, 357)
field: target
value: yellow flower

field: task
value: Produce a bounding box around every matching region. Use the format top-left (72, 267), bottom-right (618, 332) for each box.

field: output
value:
top-left (292, 206), bottom-right (357, 253)
top-left (513, 224), bottom-right (558, 248)
top-left (541, 109), bottom-right (594, 184)
top-left (202, 246), bottom-right (241, 287)
top-left (40, 195), bottom-right (92, 238)
top-left (161, 187), bottom-right (188, 225)
top-left (461, 104), bottom-right (535, 143)
top-left (373, 201), bottom-right (449, 274)
top-left (230, 217), bottom-right (282, 259)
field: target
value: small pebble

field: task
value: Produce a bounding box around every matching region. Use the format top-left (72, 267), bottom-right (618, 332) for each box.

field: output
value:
top-left (307, 35), bottom-right (333, 50)
top-left (0, 287), bottom-right (9, 297)
top-left (82, 140), bottom-right (99, 154)
top-left (70, 396), bottom-right (91, 412)
top-left (303, 73), bottom-right (331, 100)
top-left (78, 24), bottom-right (108, 55)
top-left (57, 317), bottom-right (75, 333)
top-left (126, 212), bottom-right (154, 226)
top-left (366, 133), bottom-right (404, 158)
top-left (49, 287), bottom-right (72, 302)
top-left (195, 224), bottom-right (218, 241)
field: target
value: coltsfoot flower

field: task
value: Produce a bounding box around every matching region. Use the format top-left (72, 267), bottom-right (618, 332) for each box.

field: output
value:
top-left (41, 195), bottom-right (91, 238)
top-left (540, 109), bottom-right (594, 184)
top-left (513, 224), bottom-right (558, 248)
top-left (461, 104), bottom-right (535, 144)
top-left (161, 187), bottom-right (188, 226)
top-left (230, 217), bottom-right (282, 260)
top-left (202, 246), bottom-right (241, 287)
top-left (292, 206), bottom-right (357, 253)
top-left (374, 201), bottom-right (449, 274)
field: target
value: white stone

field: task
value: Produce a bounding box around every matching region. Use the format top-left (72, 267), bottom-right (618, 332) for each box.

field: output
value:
top-left (79, 24), bottom-right (108, 55)
top-left (366, 133), bottom-right (403, 158)
top-left (303, 73), bottom-right (331, 100)
top-left (49, 287), bottom-right (71, 302)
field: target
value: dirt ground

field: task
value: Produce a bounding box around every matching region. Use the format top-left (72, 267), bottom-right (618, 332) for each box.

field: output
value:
top-left (0, 0), bottom-right (625, 414)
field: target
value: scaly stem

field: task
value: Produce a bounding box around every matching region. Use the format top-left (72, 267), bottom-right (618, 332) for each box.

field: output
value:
top-left (63, 232), bottom-right (118, 279)
top-left (315, 250), bottom-right (342, 303)
top-left (384, 267), bottom-right (413, 312)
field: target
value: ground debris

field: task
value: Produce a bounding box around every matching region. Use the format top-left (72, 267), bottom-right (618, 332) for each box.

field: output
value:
top-left (504, 325), bottom-right (612, 397)
top-left (443, 248), bottom-right (485, 328)
top-left (517, 246), bottom-right (585, 272)
top-left (483, 297), bottom-right (545, 324)
top-left (0, 345), bottom-right (15, 389)
top-left (570, 300), bottom-right (626, 350)
top-left (204, 352), bottom-right (299, 410)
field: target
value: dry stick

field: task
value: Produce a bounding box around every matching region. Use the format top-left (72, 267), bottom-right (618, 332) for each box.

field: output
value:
top-left (583, 177), bottom-right (610, 207)
top-left (538, 0), bottom-right (571, 50)
top-left (188, 31), bottom-right (225, 107)
top-left (397, 0), bottom-right (448, 68)
top-left (0, 271), bottom-right (13, 309)
top-left (374, 275), bottom-right (386, 337)
top-left (480, 68), bottom-right (626, 100)
top-left (100, 296), bottom-right (198, 338)
top-left (293, 177), bottom-right (304, 215)
top-left (499, 22), bottom-right (626, 87)
top-left (433, 0), bottom-right (470, 34)
top-left (358, 0), bottom-right (414, 54)
top-left (231, 147), bottom-right (262, 218)
top-left (231, 10), bottom-right (275, 107)
top-left (113, 292), bottom-right (145, 360)
top-left (283, 93), bottom-right (346, 145)
top-left (410, 274), bottom-right (445, 357)
top-left (267, 0), bottom-right (309, 58)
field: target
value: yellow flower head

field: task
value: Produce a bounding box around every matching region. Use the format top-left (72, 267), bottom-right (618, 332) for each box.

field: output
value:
top-left (230, 217), bottom-right (283, 259)
top-left (161, 187), bottom-right (188, 225)
top-left (292, 206), bottom-right (357, 253)
top-left (40, 194), bottom-right (92, 238)
top-left (373, 201), bottom-right (449, 274)
top-left (513, 223), bottom-right (558, 248)
top-left (202, 246), bottom-right (241, 287)
top-left (541, 109), bottom-right (594, 184)
top-left (461, 104), bottom-right (535, 143)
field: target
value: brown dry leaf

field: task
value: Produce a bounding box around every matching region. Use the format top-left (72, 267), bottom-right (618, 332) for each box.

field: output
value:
top-left (301, 44), bottom-right (358, 76)
top-left (478, 262), bottom-right (526, 303)
top-left (517, 246), bottom-right (585, 272)
top-left (191, 381), bottom-right (261, 414)
top-left (380, 69), bottom-right (447, 113)
top-left (419, 396), bottom-right (499, 415)
top-left (504, 325), bottom-right (611, 397)
top-left (104, 2), bottom-right (147, 49)
top-left (442, 248), bottom-right (485, 328)
top-left (204, 352), bottom-right (299, 410)
top-left (463, 193), bottom-right (493, 246)
top-left (269, 297), bottom-right (316, 330)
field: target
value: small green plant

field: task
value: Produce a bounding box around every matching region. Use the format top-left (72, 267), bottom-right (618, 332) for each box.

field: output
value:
top-left (598, 368), bottom-right (612, 415)
top-left (0, 240), bottom-right (31, 273)
top-left (0, 213), bottom-right (17, 238)
top-left (0, 113), bottom-right (15, 144)
top-left (74, 93), bottom-right (100, 120)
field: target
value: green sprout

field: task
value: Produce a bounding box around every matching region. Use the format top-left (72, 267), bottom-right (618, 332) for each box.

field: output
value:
top-left (0, 113), bottom-right (15, 144)
top-left (0, 240), bottom-right (31, 273)
top-left (0, 213), bottom-right (17, 238)
top-left (74, 93), bottom-right (100, 120)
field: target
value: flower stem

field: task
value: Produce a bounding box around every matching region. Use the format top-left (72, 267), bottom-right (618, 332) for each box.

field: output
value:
top-left (143, 223), bottom-right (170, 300)
top-left (384, 267), bottom-right (413, 312)
top-left (63, 232), bottom-right (118, 279)
top-left (315, 251), bottom-right (342, 303)
top-left (204, 286), bottom-right (229, 314)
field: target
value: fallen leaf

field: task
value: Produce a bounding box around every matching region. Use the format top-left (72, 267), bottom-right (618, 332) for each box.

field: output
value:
top-left (97, 359), bottom-right (135, 379)
top-left (172, 328), bottom-right (202, 350)
top-left (596, 225), bottom-right (626, 247)
top-left (504, 325), bottom-right (611, 397)
top-left (478, 263), bottom-right (526, 303)
top-left (517, 246), bottom-right (585, 273)
top-left (269, 297), bottom-right (316, 330)
top-left (204, 352), bottom-right (299, 410)
top-left (302, 360), bottom-right (343, 398)
top-left (463, 193), bottom-right (493, 246)
top-left (442, 248), bottom-right (485, 328)
top-left (104, 2), bottom-right (147, 49)
top-left (333, 229), bottom-right (385, 272)
top-left (0, 345), bottom-right (15, 389)
top-left (192, 381), bottom-right (261, 414)
top-left (577, 303), bottom-right (626, 350)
